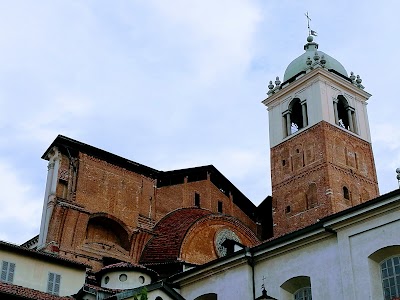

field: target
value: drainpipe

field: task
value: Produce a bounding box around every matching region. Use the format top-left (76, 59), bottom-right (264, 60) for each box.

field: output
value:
top-left (245, 247), bottom-right (256, 300)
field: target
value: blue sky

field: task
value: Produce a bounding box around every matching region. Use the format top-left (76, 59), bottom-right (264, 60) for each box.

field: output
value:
top-left (1, 1), bottom-right (399, 244)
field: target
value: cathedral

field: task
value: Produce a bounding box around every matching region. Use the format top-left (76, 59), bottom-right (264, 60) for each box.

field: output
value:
top-left (1, 34), bottom-right (400, 300)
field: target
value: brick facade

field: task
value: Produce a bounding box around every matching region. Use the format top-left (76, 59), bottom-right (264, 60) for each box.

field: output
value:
top-left (271, 121), bottom-right (379, 237)
top-left (41, 136), bottom-right (260, 272)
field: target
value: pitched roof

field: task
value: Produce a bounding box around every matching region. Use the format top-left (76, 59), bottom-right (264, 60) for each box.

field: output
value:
top-left (140, 208), bottom-right (212, 264)
top-left (0, 282), bottom-right (72, 300)
top-left (0, 241), bottom-right (90, 269)
top-left (20, 235), bottom-right (39, 249)
top-left (43, 135), bottom-right (258, 220)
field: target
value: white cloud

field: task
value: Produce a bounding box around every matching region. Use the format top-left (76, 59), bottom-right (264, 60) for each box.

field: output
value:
top-left (142, 0), bottom-right (262, 83)
top-left (0, 0), bottom-right (399, 244)
top-left (0, 160), bottom-right (42, 244)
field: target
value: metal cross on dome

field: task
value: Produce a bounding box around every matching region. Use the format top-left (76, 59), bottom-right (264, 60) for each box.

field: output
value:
top-left (304, 12), bottom-right (317, 36)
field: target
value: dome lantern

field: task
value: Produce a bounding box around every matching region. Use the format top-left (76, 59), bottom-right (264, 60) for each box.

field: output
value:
top-left (283, 36), bottom-right (348, 83)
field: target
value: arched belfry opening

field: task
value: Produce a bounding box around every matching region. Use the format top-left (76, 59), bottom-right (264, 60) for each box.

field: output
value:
top-left (283, 98), bottom-right (308, 137)
top-left (334, 95), bottom-right (357, 133)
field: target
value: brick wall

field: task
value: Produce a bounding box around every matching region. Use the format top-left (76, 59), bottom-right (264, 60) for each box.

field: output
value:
top-left (46, 150), bottom-right (258, 271)
top-left (271, 121), bottom-right (379, 237)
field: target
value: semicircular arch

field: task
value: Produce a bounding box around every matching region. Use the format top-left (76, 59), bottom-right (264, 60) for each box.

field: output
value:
top-left (85, 213), bottom-right (131, 251)
top-left (180, 214), bottom-right (260, 264)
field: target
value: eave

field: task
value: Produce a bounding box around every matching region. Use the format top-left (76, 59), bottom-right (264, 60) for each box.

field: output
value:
top-left (262, 67), bottom-right (372, 109)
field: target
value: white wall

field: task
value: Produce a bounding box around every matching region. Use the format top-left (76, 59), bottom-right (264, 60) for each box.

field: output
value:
top-left (0, 249), bottom-right (86, 296)
top-left (266, 70), bottom-right (372, 148)
top-left (179, 262), bottom-right (253, 300)
top-left (176, 195), bottom-right (400, 300)
top-left (335, 206), bottom-right (400, 299)
top-left (100, 270), bottom-right (152, 290)
top-left (254, 236), bottom-right (342, 300)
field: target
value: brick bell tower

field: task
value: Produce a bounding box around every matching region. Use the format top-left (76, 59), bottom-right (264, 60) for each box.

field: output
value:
top-left (262, 35), bottom-right (379, 237)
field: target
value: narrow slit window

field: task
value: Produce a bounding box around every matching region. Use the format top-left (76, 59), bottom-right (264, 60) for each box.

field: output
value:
top-left (194, 193), bottom-right (200, 207)
top-left (218, 201), bottom-right (223, 213)
top-left (343, 186), bottom-right (350, 200)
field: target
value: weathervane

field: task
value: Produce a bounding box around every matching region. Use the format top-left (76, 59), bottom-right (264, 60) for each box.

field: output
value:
top-left (305, 12), bottom-right (317, 36)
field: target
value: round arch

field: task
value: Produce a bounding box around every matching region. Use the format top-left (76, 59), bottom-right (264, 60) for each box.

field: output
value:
top-left (86, 213), bottom-right (131, 250)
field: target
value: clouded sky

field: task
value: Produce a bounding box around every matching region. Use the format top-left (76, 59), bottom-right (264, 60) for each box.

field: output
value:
top-left (1, 1), bottom-right (399, 244)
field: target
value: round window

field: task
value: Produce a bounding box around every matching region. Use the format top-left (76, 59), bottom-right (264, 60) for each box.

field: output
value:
top-left (104, 276), bottom-right (110, 284)
top-left (119, 274), bottom-right (127, 282)
top-left (139, 276), bottom-right (145, 284)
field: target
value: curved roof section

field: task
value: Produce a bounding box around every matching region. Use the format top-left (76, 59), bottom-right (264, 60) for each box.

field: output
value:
top-left (140, 208), bottom-right (260, 265)
top-left (97, 262), bottom-right (158, 279)
top-left (283, 36), bottom-right (348, 82)
top-left (140, 208), bottom-right (212, 264)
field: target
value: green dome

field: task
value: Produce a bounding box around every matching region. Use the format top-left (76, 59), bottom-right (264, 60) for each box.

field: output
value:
top-left (283, 36), bottom-right (348, 82)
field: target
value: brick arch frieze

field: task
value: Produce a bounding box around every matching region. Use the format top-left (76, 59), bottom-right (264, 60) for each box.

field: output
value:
top-left (273, 163), bottom-right (326, 190)
top-left (328, 163), bottom-right (377, 185)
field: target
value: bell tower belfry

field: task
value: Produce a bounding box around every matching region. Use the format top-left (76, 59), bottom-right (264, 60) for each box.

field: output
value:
top-left (262, 36), bottom-right (379, 237)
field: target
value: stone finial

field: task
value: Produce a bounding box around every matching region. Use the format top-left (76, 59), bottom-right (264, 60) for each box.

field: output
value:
top-left (306, 56), bottom-right (312, 66)
top-left (267, 81), bottom-right (275, 95)
top-left (320, 55), bottom-right (326, 66)
top-left (275, 76), bottom-right (281, 86)
top-left (350, 71), bottom-right (356, 82)
top-left (313, 51), bottom-right (320, 62)
top-left (356, 75), bottom-right (364, 89)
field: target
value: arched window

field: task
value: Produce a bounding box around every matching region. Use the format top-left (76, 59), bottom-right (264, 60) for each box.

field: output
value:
top-left (283, 98), bottom-right (308, 137)
top-left (343, 186), bottom-right (350, 200)
top-left (194, 293), bottom-right (217, 300)
top-left (306, 183), bottom-right (318, 209)
top-left (381, 256), bottom-right (400, 299)
top-left (334, 96), bottom-right (358, 133)
top-left (294, 287), bottom-right (312, 300)
top-left (281, 276), bottom-right (312, 300)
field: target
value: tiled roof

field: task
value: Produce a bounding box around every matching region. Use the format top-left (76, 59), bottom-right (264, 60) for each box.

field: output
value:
top-left (0, 240), bottom-right (90, 269)
top-left (140, 208), bottom-right (212, 264)
top-left (0, 282), bottom-right (72, 299)
top-left (20, 235), bottom-right (39, 249)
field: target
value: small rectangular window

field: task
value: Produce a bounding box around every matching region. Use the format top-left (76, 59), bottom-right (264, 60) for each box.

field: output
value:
top-left (1, 261), bottom-right (15, 283)
top-left (47, 272), bottom-right (61, 295)
top-left (194, 193), bottom-right (200, 207)
top-left (218, 201), bottom-right (223, 213)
